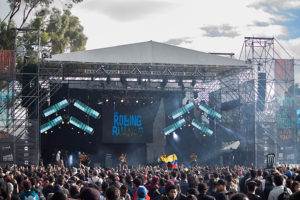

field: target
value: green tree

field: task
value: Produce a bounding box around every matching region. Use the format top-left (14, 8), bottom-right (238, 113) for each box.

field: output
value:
top-left (0, 20), bottom-right (16, 50)
top-left (1, 0), bottom-right (83, 29)
top-left (21, 8), bottom-right (87, 56)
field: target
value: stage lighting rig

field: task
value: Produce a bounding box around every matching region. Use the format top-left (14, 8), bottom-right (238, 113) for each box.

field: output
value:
top-left (73, 100), bottom-right (100, 119)
top-left (43, 99), bottom-right (69, 117)
top-left (198, 103), bottom-right (221, 120)
top-left (191, 119), bottom-right (213, 136)
top-left (160, 78), bottom-right (168, 87)
top-left (69, 116), bottom-right (94, 134)
top-left (163, 118), bottom-right (186, 135)
top-left (40, 116), bottom-right (63, 133)
top-left (170, 102), bottom-right (195, 119)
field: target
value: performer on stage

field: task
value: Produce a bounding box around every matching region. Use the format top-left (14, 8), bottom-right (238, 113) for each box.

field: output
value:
top-left (79, 152), bottom-right (90, 166)
top-left (119, 153), bottom-right (127, 166)
top-left (55, 150), bottom-right (61, 165)
top-left (190, 153), bottom-right (198, 167)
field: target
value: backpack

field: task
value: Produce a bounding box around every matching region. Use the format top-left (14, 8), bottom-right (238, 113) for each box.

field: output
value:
top-left (277, 187), bottom-right (290, 200)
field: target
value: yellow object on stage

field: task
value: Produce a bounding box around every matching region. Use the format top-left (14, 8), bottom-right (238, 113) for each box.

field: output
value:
top-left (160, 154), bottom-right (177, 164)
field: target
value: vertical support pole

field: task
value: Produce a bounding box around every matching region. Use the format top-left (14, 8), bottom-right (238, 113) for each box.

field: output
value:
top-left (37, 28), bottom-right (41, 165)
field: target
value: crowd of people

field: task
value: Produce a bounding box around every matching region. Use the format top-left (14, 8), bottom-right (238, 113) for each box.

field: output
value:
top-left (0, 163), bottom-right (299, 200)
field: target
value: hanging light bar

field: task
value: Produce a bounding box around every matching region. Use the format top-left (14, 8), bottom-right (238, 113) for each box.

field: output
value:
top-left (163, 118), bottom-right (186, 135)
top-left (170, 102), bottom-right (195, 119)
top-left (198, 103), bottom-right (221, 120)
top-left (191, 119), bottom-right (213, 136)
top-left (73, 100), bottom-right (100, 119)
top-left (69, 116), bottom-right (94, 134)
top-left (40, 116), bottom-right (63, 133)
top-left (43, 99), bottom-right (69, 117)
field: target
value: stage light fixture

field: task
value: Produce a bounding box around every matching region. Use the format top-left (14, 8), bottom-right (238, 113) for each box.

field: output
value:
top-left (43, 99), bottom-right (69, 117)
top-left (73, 100), bottom-right (100, 119)
top-left (191, 119), bottom-right (213, 136)
top-left (106, 76), bottom-right (111, 84)
top-left (138, 76), bottom-right (142, 85)
top-left (69, 116), bottom-right (94, 134)
top-left (136, 100), bottom-right (139, 103)
top-left (178, 78), bottom-right (183, 87)
top-left (170, 102), bottom-right (195, 119)
top-left (40, 116), bottom-right (63, 133)
top-left (121, 99), bottom-right (124, 103)
top-left (191, 79), bottom-right (196, 86)
top-left (193, 92), bottom-right (198, 99)
top-left (161, 78), bottom-right (167, 87)
top-left (163, 118), bottom-right (186, 135)
top-left (198, 103), bottom-right (221, 120)
top-left (120, 76), bottom-right (127, 86)
top-left (106, 98), bottom-right (109, 102)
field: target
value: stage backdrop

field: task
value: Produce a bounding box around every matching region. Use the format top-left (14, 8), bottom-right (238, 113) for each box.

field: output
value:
top-left (102, 100), bottom-right (160, 143)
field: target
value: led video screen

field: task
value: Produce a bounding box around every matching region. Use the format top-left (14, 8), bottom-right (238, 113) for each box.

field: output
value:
top-left (102, 101), bottom-right (159, 143)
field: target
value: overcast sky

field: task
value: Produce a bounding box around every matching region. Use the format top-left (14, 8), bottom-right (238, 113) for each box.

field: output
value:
top-left (1, 0), bottom-right (300, 60)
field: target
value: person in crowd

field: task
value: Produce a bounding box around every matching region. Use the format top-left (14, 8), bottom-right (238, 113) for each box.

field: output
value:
top-left (267, 174), bottom-right (292, 200)
top-left (145, 175), bottom-right (160, 200)
top-left (246, 181), bottom-right (262, 200)
top-left (133, 178), bottom-right (150, 200)
top-left (197, 183), bottom-right (216, 200)
top-left (161, 184), bottom-right (186, 200)
top-left (180, 173), bottom-right (189, 195)
top-left (137, 186), bottom-right (148, 200)
top-left (291, 181), bottom-right (299, 193)
top-left (19, 180), bottom-right (40, 200)
top-left (230, 193), bottom-right (249, 200)
top-left (88, 170), bottom-right (103, 184)
top-left (226, 188), bottom-right (237, 200)
top-left (213, 179), bottom-right (227, 200)
top-left (121, 184), bottom-right (132, 200)
top-left (126, 175), bottom-right (135, 197)
top-left (262, 175), bottom-right (273, 200)
top-left (79, 187), bottom-right (101, 200)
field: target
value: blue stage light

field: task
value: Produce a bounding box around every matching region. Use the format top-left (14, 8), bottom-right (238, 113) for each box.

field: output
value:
top-left (191, 119), bottom-right (213, 136)
top-left (198, 103), bottom-right (221, 120)
top-left (73, 100), bottom-right (100, 119)
top-left (170, 102), bottom-right (195, 119)
top-left (163, 118), bottom-right (186, 135)
top-left (43, 99), bottom-right (69, 117)
top-left (69, 116), bottom-right (94, 134)
top-left (40, 116), bottom-right (63, 133)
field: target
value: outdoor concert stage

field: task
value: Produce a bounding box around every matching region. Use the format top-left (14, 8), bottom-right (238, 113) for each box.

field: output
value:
top-left (39, 41), bottom-right (252, 167)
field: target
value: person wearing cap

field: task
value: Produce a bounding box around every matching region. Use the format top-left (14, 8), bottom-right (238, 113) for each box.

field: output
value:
top-left (137, 186), bottom-right (148, 200)
top-left (132, 178), bottom-right (150, 200)
top-left (197, 183), bottom-right (216, 200)
top-left (246, 181), bottom-right (262, 200)
top-left (213, 179), bottom-right (227, 200)
top-left (226, 188), bottom-right (237, 200)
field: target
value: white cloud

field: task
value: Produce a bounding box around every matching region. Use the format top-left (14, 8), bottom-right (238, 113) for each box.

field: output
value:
top-left (200, 24), bottom-right (240, 38)
top-left (2, 0), bottom-right (299, 59)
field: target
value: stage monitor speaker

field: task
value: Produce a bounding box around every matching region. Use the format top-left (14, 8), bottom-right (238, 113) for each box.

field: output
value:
top-left (105, 154), bottom-right (112, 169)
top-left (257, 73), bottom-right (266, 111)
